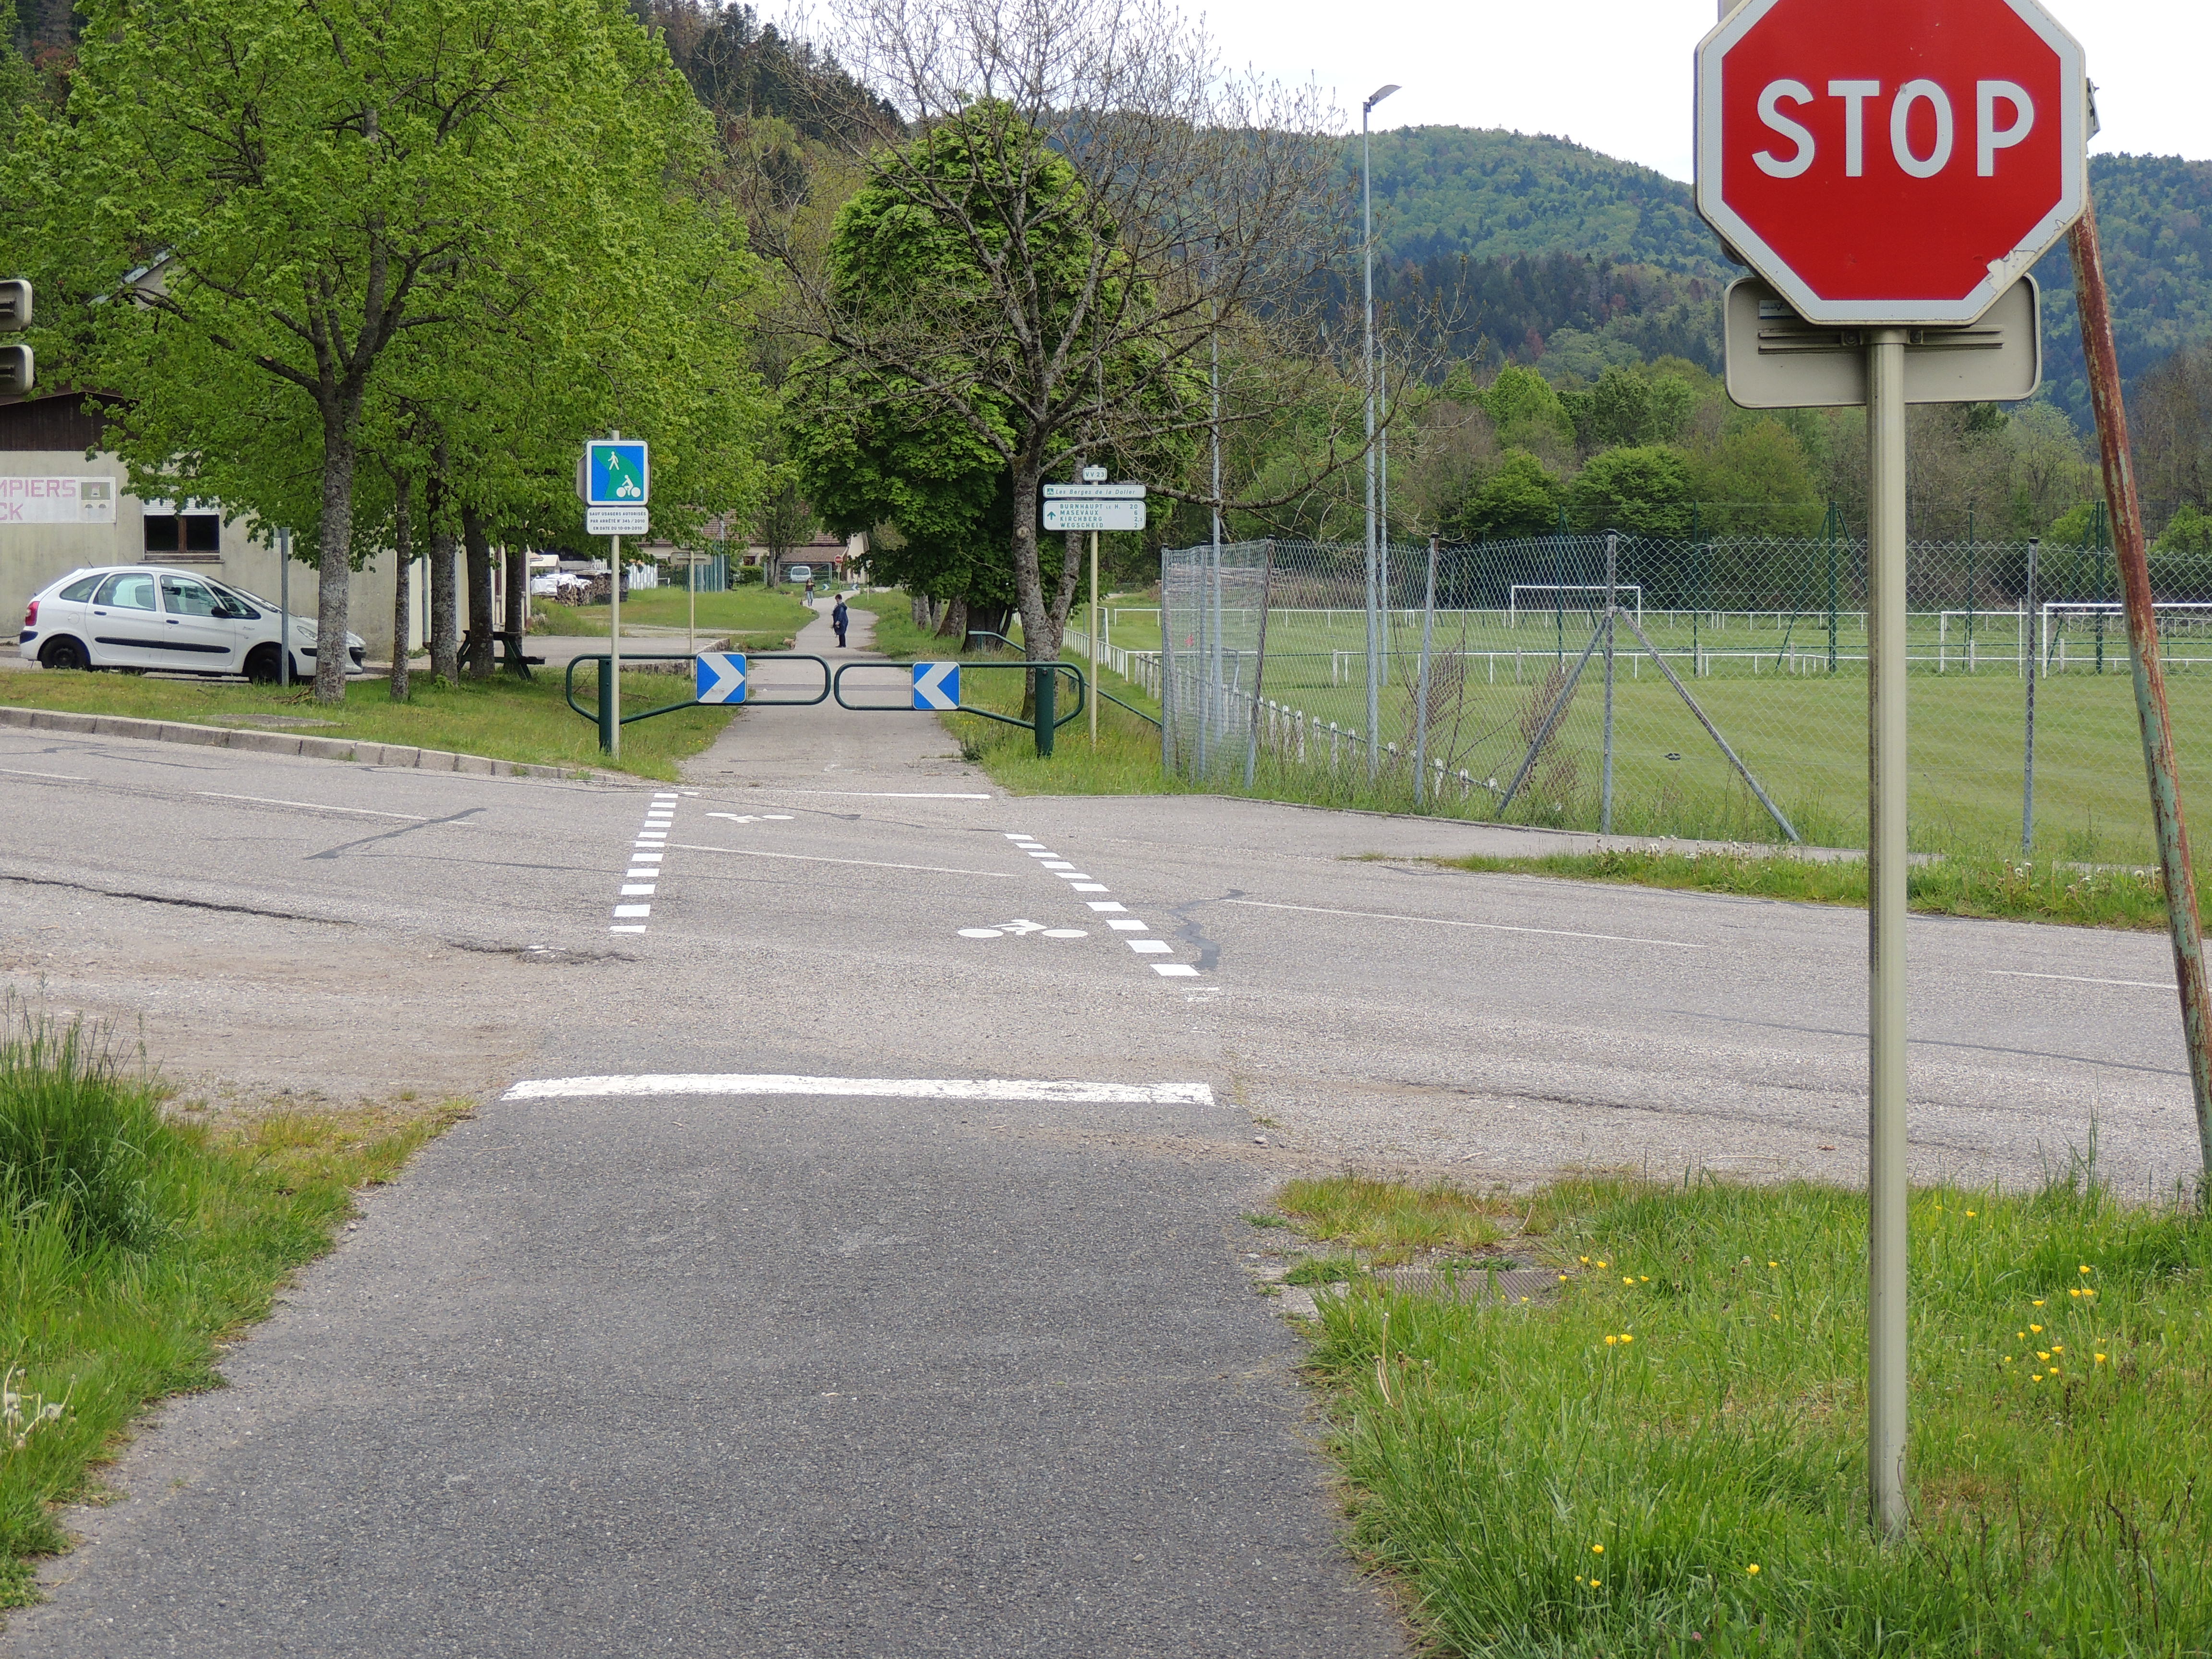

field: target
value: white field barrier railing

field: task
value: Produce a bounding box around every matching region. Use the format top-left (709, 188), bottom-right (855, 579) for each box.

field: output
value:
top-left (1063, 629), bottom-right (1162, 697)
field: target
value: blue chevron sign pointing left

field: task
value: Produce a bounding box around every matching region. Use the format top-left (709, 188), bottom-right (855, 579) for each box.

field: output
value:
top-left (695, 651), bottom-right (747, 704)
top-left (912, 661), bottom-right (961, 710)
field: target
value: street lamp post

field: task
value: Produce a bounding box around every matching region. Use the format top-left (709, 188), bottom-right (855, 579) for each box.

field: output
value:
top-left (1362, 82), bottom-right (1399, 782)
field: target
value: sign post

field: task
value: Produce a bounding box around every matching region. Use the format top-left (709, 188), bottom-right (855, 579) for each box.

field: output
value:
top-left (1697, 0), bottom-right (2086, 1537)
top-left (579, 436), bottom-right (650, 756)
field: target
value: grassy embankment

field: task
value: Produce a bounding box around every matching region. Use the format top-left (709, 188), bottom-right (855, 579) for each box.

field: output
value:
top-left (0, 667), bottom-right (732, 782)
top-left (525, 585), bottom-right (813, 643)
top-left (0, 1009), bottom-right (458, 1604)
top-left (1272, 1169), bottom-right (2212, 1657)
top-left (1435, 847), bottom-right (2188, 933)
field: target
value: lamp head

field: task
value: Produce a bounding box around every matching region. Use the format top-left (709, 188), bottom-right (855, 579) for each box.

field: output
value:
top-left (1364, 84), bottom-right (1401, 114)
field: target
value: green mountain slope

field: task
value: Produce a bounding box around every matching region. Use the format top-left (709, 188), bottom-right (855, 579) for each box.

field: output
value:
top-left (1361, 128), bottom-right (2212, 418)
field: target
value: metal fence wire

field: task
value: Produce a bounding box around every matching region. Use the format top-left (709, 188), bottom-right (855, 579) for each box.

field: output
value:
top-left (1155, 530), bottom-right (2212, 862)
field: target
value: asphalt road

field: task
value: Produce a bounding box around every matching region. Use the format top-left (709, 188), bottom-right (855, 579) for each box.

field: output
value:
top-left (0, 601), bottom-right (2201, 1653)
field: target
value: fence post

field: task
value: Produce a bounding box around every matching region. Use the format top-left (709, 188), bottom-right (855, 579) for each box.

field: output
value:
top-left (1826, 500), bottom-right (1840, 673)
top-left (2095, 498), bottom-right (2110, 674)
top-left (1413, 536), bottom-right (1438, 807)
top-left (1034, 663), bottom-right (1057, 757)
top-left (1602, 529), bottom-right (1618, 834)
top-left (2023, 537), bottom-right (2038, 854)
top-left (1243, 541), bottom-right (1276, 790)
top-left (1553, 505), bottom-right (1567, 663)
top-left (1965, 503), bottom-right (1976, 672)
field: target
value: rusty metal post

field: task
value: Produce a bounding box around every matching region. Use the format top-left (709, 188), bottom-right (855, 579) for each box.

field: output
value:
top-left (2069, 200), bottom-right (2212, 1188)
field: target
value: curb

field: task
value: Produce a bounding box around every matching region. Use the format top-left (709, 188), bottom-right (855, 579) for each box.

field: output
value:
top-left (0, 703), bottom-right (615, 782)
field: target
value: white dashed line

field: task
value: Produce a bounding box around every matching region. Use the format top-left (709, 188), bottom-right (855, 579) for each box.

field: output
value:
top-left (610, 793), bottom-right (682, 932)
top-left (1002, 837), bottom-right (1201, 980)
top-left (1128, 939), bottom-right (1172, 954)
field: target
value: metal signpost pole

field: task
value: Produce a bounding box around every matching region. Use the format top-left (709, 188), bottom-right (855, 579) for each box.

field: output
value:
top-left (2023, 538), bottom-right (2038, 854)
top-left (278, 528), bottom-right (291, 687)
top-left (1361, 84), bottom-right (1397, 783)
top-left (1413, 537), bottom-right (1437, 807)
top-left (608, 533), bottom-right (622, 761)
top-left (1601, 529), bottom-right (1618, 835)
top-left (1090, 529), bottom-right (1099, 745)
top-left (1866, 329), bottom-right (1910, 1539)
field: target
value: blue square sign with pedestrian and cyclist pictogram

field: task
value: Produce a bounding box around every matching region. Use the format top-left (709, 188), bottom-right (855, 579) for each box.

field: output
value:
top-left (581, 440), bottom-right (649, 506)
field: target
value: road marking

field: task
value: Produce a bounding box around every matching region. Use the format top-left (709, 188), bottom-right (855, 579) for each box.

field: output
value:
top-left (1108, 919), bottom-right (1150, 931)
top-left (0, 766), bottom-right (87, 781)
top-left (1071, 883), bottom-right (1109, 892)
top-left (197, 792), bottom-right (451, 823)
top-left (706, 812), bottom-right (795, 825)
top-left (620, 884), bottom-right (656, 896)
top-left (1222, 897), bottom-right (1706, 950)
top-left (1128, 939), bottom-right (1172, 954)
top-left (1153, 964), bottom-right (1201, 977)
top-left (1990, 969), bottom-right (2176, 990)
top-left (1053, 871), bottom-right (1093, 880)
top-left (610, 925), bottom-right (646, 934)
top-left (503, 1074), bottom-right (1217, 1106)
top-left (1087, 901), bottom-right (1127, 912)
top-left (750, 791), bottom-right (993, 799)
top-left (668, 843), bottom-right (1020, 879)
top-left (613, 904), bottom-right (650, 917)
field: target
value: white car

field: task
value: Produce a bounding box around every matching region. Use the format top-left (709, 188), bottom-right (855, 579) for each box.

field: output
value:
top-left (18, 565), bottom-right (366, 681)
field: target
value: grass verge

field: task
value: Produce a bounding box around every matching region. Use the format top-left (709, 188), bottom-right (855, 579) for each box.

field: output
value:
top-left (0, 1007), bottom-right (461, 1604)
top-left (527, 586), bottom-right (812, 643)
top-left (1435, 846), bottom-right (2183, 931)
top-left (1285, 1167), bottom-right (2212, 1657)
top-left (0, 665), bottom-right (732, 782)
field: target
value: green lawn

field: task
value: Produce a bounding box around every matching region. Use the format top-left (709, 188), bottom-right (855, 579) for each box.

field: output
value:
top-left (1285, 1170), bottom-right (2212, 1658)
top-left (0, 1009), bottom-right (459, 1603)
top-left (529, 585), bottom-right (812, 643)
top-left (0, 664), bottom-right (733, 781)
top-left (1071, 601), bottom-right (2200, 860)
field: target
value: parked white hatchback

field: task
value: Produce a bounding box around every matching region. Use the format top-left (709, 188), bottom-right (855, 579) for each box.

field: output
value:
top-left (18, 565), bottom-right (365, 681)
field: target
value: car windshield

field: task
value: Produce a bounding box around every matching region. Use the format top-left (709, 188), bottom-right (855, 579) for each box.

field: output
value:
top-left (205, 579), bottom-right (271, 619)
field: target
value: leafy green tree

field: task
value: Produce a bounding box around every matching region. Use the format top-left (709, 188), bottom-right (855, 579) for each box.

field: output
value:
top-left (1482, 364), bottom-right (1575, 454)
top-left (2157, 503), bottom-right (2212, 555)
top-left (1452, 451), bottom-right (1564, 540)
top-left (1568, 445), bottom-right (1695, 536)
top-left (18, 0), bottom-right (729, 700)
top-left (1566, 366), bottom-right (1695, 451)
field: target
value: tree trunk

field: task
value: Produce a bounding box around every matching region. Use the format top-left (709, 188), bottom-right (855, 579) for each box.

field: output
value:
top-left (504, 544), bottom-right (530, 677)
top-left (428, 449), bottom-right (459, 684)
top-left (1048, 529), bottom-right (1083, 643)
top-left (912, 591), bottom-right (931, 629)
top-left (389, 469), bottom-right (412, 701)
top-left (312, 411), bottom-right (358, 705)
top-left (463, 508), bottom-right (494, 679)
top-left (935, 595), bottom-right (967, 642)
top-left (1008, 451), bottom-right (1054, 660)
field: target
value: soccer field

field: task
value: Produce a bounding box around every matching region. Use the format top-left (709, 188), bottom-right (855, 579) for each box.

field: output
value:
top-left (1088, 600), bottom-right (2212, 857)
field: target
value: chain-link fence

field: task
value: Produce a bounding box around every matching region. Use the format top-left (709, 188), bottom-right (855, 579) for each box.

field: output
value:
top-left (1154, 530), bottom-right (2212, 862)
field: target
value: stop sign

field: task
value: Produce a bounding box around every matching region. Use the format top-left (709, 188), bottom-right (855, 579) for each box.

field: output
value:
top-left (1696, 0), bottom-right (2086, 325)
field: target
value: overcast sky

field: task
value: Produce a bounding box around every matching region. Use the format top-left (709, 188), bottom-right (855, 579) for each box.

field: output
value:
top-left (1190, 0), bottom-right (2206, 180)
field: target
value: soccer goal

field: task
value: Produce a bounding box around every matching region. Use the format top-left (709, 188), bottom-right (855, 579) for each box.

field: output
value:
top-left (2040, 601), bottom-right (2212, 673)
top-left (1507, 584), bottom-right (1643, 630)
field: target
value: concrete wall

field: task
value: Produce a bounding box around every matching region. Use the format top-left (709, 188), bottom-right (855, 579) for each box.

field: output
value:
top-left (0, 449), bottom-right (420, 662)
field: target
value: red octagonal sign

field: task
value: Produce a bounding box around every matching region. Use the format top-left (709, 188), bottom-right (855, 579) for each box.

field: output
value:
top-left (1696, 0), bottom-right (2086, 325)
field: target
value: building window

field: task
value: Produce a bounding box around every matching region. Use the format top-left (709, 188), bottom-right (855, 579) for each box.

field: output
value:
top-left (144, 513), bottom-right (220, 554)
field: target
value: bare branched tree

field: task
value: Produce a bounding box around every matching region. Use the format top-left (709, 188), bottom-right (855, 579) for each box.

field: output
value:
top-left (773, 0), bottom-right (1352, 655)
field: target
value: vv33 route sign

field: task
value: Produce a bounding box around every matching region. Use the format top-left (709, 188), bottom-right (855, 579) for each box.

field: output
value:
top-left (1696, 0), bottom-right (2086, 325)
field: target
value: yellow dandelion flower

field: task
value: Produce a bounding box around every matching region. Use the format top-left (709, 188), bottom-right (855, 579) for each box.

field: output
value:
top-left (1965, 1210), bottom-right (1977, 1217)
top-left (2080, 1265), bottom-right (2092, 1275)
top-left (1520, 1296), bottom-right (1531, 1304)
top-left (2030, 1324), bottom-right (2043, 1334)
top-left (2070, 1288), bottom-right (2081, 1298)
top-left (2018, 1330), bottom-right (2027, 1339)
top-left (1768, 1260), bottom-right (1779, 1268)
top-left (1597, 1260), bottom-right (1609, 1268)
top-left (1580, 1257), bottom-right (1590, 1265)
top-left (2084, 1289), bottom-right (2097, 1298)
top-left (2002, 1356), bottom-right (2014, 1364)
top-left (1934, 1203), bottom-right (1943, 1211)
top-left (2051, 1344), bottom-right (2062, 1353)
top-left (1772, 1313), bottom-right (1781, 1321)
top-left (1605, 1335), bottom-right (1619, 1346)
top-left (1746, 1564), bottom-right (1761, 1576)
top-left (1590, 1578), bottom-right (1601, 1588)
top-left (1592, 1544), bottom-right (1604, 1554)
top-left (1624, 1277), bottom-right (1635, 1286)
top-left (2033, 1300), bottom-right (2045, 1308)
top-left (1621, 1334), bottom-right (1634, 1344)
top-left (2036, 1351), bottom-right (2049, 1361)
top-left (1559, 1274), bottom-right (1570, 1282)
top-left (2095, 1353), bottom-right (2107, 1364)
top-left (2032, 1373), bottom-right (2044, 1382)
top-left (1576, 1575), bottom-right (1586, 1586)
top-left (1640, 1275), bottom-right (1650, 1283)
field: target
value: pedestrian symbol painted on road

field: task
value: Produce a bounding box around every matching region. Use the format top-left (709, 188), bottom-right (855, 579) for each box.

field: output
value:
top-left (695, 652), bottom-right (747, 704)
top-left (913, 661), bottom-right (961, 710)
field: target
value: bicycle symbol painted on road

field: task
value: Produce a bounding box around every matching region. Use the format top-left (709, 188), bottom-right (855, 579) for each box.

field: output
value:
top-left (958, 919), bottom-right (1089, 940)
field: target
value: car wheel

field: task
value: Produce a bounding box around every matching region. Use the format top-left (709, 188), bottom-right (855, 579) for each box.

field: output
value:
top-left (244, 642), bottom-right (282, 684)
top-left (38, 636), bottom-right (90, 672)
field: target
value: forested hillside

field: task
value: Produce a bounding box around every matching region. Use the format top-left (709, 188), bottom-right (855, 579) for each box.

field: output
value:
top-left (1358, 128), bottom-right (2212, 423)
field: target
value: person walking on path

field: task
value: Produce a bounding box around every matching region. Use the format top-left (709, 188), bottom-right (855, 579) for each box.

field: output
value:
top-left (831, 593), bottom-right (850, 648)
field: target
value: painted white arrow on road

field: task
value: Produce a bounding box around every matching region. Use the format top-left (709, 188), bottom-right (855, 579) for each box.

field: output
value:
top-left (695, 652), bottom-right (748, 704)
top-left (912, 661), bottom-right (961, 710)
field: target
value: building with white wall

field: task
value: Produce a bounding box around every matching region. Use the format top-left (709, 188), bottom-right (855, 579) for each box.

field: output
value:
top-left (0, 392), bottom-right (419, 662)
